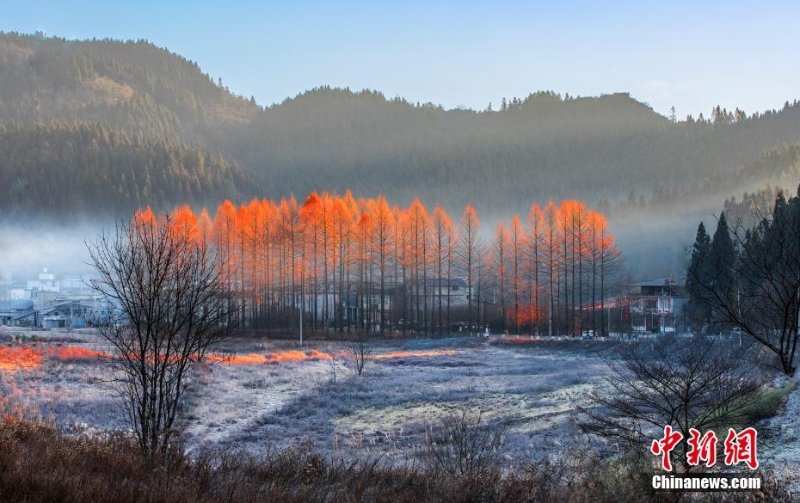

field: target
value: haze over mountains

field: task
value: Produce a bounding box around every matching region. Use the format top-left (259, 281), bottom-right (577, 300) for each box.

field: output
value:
top-left (1, 32), bottom-right (799, 278)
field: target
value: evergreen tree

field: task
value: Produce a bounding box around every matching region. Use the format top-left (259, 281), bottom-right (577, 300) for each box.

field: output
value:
top-left (690, 184), bottom-right (800, 375)
top-left (686, 221), bottom-right (712, 331)
top-left (708, 212), bottom-right (736, 330)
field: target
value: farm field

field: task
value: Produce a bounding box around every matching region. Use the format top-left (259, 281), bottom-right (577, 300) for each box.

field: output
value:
top-left (0, 326), bottom-right (797, 479)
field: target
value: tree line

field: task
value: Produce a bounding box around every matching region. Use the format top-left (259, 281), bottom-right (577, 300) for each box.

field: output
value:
top-left (134, 194), bottom-right (622, 337)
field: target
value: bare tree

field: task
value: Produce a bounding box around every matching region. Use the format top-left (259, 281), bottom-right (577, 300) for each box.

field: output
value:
top-left (87, 210), bottom-right (232, 463)
top-left (347, 338), bottom-right (372, 376)
top-left (579, 336), bottom-right (762, 472)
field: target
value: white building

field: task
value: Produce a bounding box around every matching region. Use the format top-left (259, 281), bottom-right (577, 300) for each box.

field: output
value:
top-left (27, 267), bottom-right (60, 293)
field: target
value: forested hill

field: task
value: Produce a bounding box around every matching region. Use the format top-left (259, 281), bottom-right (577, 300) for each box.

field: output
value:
top-left (0, 33), bottom-right (258, 147)
top-left (237, 88), bottom-right (800, 212)
top-left (0, 121), bottom-right (257, 220)
top-left (1, 32), bottom-right (800, 220)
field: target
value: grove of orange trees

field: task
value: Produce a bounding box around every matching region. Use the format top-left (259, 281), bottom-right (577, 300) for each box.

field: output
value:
top-left (132, 193), bottom-right (621, 337)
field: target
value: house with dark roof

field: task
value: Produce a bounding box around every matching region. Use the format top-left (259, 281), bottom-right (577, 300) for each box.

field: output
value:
top-left (624, 278), bottom-right (686, 334)
top-left (39, 300), bottom-right (106, 329)
top-left (0, 299), bottom-right (37, 326)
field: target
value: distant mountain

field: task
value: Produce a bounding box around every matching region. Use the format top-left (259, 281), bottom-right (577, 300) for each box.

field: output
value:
top-left (238, 88), bottom-right (800, 214)
top-left (1, 32), bottom-right (799, 220)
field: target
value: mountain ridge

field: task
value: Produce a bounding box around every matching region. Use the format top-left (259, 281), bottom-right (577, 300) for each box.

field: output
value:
top-left (0, 32), bottom-right (799, 221)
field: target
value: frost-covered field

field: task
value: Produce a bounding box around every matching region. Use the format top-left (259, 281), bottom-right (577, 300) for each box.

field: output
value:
top-left (185, 336), bottom-right (613, 464)
top-left (1, 326), bottom-right (798, 477)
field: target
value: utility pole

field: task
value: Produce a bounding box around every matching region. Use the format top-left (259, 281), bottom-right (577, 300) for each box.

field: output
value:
top-left (299, 262), bottom-right (304, 347)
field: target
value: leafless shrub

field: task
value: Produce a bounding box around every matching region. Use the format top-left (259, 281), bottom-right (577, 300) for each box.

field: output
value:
top-left (347, 338), bottom-right (371, 376)
top-left (327, 346), bottom-right (342, 384)
top-left (425, 409), bottom-right (505, 479)
top-left (579, 336), bottom-right (763, 472)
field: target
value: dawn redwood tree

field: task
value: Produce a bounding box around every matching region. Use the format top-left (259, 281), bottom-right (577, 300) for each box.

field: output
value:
top-left (542, 200), bottom-right (560, 336)
top-left (475, 246), bottom-right (491, 330)
top-left (88, 209), bottom-right (232, 463)
top-left (558, 202), bottom-right (575, 335)
top-left (247, 198), bottom-right (272, 328)
top-left (278, 196), bottom-right (302, 332)
top-left (371, 196), bottom-right (394, 335)
top-left (458, 204), bottom-right (480, 332)
top-left (509, 215), bottom-right (524, 335)
top-left (527, 204), bottom-right (545, 334)
top-left (133, 194), bottom-right (620, 340)
top-left (432, 206), bottom-right (453, 335)
top-left (300, 193), bottom-right (321, 330)
top-left (331, 196), bottom-right (353, 331)
top-left (212, 199), bottom-right (237, 300)
top-left (236, 203), bottom-right (252, 326)
top-left (354, 210), bottom-right (373, 332)
top-left (407, 199), bottom-right (431, 333)
top-left (493, 221), bottom-right (509, 332)
top-left (592, 211), bottom-right (622, 336)
top-left (258, 200), bottom-right (277, 331)
top-left (392, 205), bottom-right (408, 334)
top-left (585, 210), bottom-right (602, 334)
top-left (575, 203), bottom-right (591, 331)
top-left (319, 193), bottom-right (334, 333)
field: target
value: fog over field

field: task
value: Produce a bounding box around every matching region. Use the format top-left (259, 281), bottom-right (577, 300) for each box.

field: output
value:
top-left (0, 205), bottom-right (717, 284)
top-left (0, 222), bottom-right (106, 280)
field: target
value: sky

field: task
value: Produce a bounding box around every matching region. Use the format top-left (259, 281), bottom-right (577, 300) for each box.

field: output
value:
top-left (3, 0), bottom-right (799, 118)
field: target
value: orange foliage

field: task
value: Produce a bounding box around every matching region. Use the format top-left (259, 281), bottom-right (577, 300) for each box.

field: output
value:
top-left (0, 346), bottom-right (109, 373)
top-left (205, 348), bottom-right (462, 365)
top-left (372, 349), bottom-right (460, 359)
top-left (48, 347), bottom-right (108, 361)
top-left (169, 205), bottom-right (199, 243)
top-left (207, 349), bottom-right (333, 365)
top-left (268, 349), bottom-right (327, 362)
top-left (131, 190), bottom-right (619, 335)
top-left (0, 347), bottom-right (44, 373)
top-left (207, 353), bottom-right (269, 364)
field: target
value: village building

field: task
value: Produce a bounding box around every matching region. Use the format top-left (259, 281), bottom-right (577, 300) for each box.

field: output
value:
top-left (0, 299), bottom-right (37, 326)
top-left (624, 278), bottom-right (686, 334)
top-left (423, 278), bottom-right (472, 307)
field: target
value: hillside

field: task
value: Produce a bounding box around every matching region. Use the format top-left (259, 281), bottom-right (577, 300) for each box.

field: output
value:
top-left (0, 32), bottom-right (258, 147)
top-left (1, 32), bottom-right (799, 223)
top-left (238, 87), bottom-right (800, 215)
top-left (0, 121), bottom-right (257, 220)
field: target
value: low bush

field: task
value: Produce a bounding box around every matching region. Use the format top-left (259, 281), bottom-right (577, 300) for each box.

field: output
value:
top-left (0, 419), bottom-right (790, 502)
